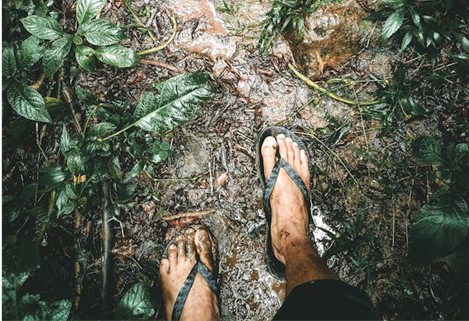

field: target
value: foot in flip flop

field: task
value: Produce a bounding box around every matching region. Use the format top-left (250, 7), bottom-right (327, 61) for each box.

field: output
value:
top-left (261, 134), bottom-right (310, 265)
top-left (160, 227), bottom-right (220, 321)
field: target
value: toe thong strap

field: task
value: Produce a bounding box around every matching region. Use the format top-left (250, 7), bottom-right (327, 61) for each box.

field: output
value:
top-left (262, 159), bottom-right (311, 220)
top-left (171, 262), bottom-right (219, 321)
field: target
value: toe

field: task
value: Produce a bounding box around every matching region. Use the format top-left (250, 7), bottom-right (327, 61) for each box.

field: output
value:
top-left (293, 142), bottom-right (301, 170)
top-left (168, 244), bottom-right (178, 266)
top-left (177, 236), bottom-right (186, 259)
top-left (261, 136), bottom-right (277, 181)
top-left (195, 229), bottom-right (214, 272)
top-left (286, 137), bottom-right (295, 164)
top-left (185, 228), bottom-right (196, 262)
top-left (277, 134), bottom-right (287, 160)
top-left (299, 150), bottom-right (310, 191)
top-left (160, 258), bottom-right (170, 274)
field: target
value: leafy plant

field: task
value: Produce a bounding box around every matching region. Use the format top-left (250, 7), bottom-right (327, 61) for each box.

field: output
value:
top-left (258, 0), bottom-right (340, 55)
top-left (21, 0), bottom-right (139, 74)
top-left (377, 0), bottom-right (469, 58)
top-left (368, 62), bottom-right (425, 133)
top-left (115, 283), bottom-right (155, 320)
top-left (2, 0), bottom-right (139, 123)
top-left (409, 136), bottom-right (469, 279)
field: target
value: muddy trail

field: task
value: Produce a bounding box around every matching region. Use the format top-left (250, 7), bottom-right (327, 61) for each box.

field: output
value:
top-left (4, 0), bottom-right (468, 320)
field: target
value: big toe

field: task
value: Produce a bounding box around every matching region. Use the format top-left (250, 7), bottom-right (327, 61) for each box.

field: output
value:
top-left (262, 136), bottom-right (277, 181)
top-left (195, 228), bottom-right (215, 272)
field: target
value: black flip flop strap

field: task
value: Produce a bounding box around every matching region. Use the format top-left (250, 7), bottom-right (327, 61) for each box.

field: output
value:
top-left (171, 261), bottom-right (219, 321)
top-left (263, 159), bottom-right (311, 220)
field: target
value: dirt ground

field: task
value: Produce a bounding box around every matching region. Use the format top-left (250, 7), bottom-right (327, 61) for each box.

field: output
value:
top-left (6, 0), bottom-right (467, 319)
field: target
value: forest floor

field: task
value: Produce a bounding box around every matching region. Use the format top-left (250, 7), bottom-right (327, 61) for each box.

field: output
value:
top-left (3, 0), bottom-right (468, 320)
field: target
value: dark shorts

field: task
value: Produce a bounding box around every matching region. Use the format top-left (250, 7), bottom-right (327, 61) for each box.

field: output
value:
top-left (273, 280), bottom-right (381, 320)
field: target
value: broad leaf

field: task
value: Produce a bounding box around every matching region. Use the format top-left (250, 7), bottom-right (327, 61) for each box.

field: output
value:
top-left (18, 36), bottom-right (45, 70)
top-left (89, 122), bottom-right (117, 137)
top-left (400, 30), bottom-right (413, 52)
top-left (60, 124), bottom-right (72, 157)
top-left (43, 37), bottom-right (72, 76)
top-left (75, 45), bottom-right (96, 72)
top-left (7, 82), bottom-right (51, 123)
top-left (411, 136), bottom-right (442, 165)
top-left (78, 19), bottom-right (124, 46)
top-left (382, 9), bottom-right (404, 41)
top-left (66, 151), bottom-right (84, 174)
top-left (95, 45), bottom-right (139, 68)
top-left (461, 36), bottom-right (469, 54)
top-left (123, 161), bottom-right (145, 183)
top-left (38, 166), bottom-right (69, 187)
top-left (115, 283), bottom-right (155, 320)
top-left (77, 0), bottom-right (106, 25)
top-left (133, 72), bottom-right (215, 132)
top-left (56, 184), bottom-right (78, 216)
top-left (409, 196), bottom-right (469, 262)
top-left (41, 300), bottom-right (72, 321)
top-left (21, 15), bottom-right (63, 40)
top-left (3, 45), bottom-right (17, 78)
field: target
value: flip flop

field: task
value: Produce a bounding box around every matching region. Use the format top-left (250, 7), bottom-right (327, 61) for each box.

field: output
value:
top-left (162, 225), bottom-right (219, 321)
top-left (255, 127), bottom-right (312, 279)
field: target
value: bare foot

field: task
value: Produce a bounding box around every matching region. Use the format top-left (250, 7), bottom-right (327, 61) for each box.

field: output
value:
top-left (160, 227), bottom-right (220, 321)
top-left (261, 134), bottom-right (310, 264)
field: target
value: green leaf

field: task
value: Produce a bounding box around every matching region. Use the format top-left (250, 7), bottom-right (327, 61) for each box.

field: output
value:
top-left (7, 82), bottom-right (51, 123)
top-left (38, 166), bottom-right (69, 187)
top-left (60, 124), bottom-right (72, 157)
top-left (56, 184), bottom-right (78, 216)
top-left (18, 36), bottom-right (45, 70)
top-left (43, 37), bottom-right (72, 76)
top-left (400, 30), bottom-right (413, 52)
top-left (95, 45), bottom-right (139, 68)
top-left (382, 9), bottom-right (404, 41)
top-left (115, 283), bottom-right (155, 320)
top-left (75, 45), bottom-right (96, 72)
top-left (21, 15), bottom-right (64, 40)
top-left (41, 300), bottom-right (72, 321)
top-left (77, 0), bottom-right (106, 25)
top-left (89, 122), bottom-right (117, 138)
top-left (124, 161), bottom-right (145, 183)
top-left (66, 152), bottom-right (84, 174)
top-left (78, 19), bottom-right (124, 46)
top-left (133, 72), bottom-right (215, 132)
top-left (461, 36), bottom-right (469, 54)
top-left (3, 44), bottom-right (17, 78)
top-left (409, 196), bottom-right (469, 262)
top-left (411, 136), bottom-right (442, 165)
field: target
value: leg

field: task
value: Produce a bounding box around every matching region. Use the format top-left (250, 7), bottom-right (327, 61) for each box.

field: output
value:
top-left (261, 134), bottom-right (338, 295)
top-left (160, 227), bottom-right (220, 321)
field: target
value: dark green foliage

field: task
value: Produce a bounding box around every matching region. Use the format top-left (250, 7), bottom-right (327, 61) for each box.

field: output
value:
top-left (134, 72), bottom-right (216, 132)
top-left (409, 137), bottom-right (469, 279)
top-left (376, 0), bottom-right (469, 59)
top-left (368, 62), bottom-right (425, 133)
top-left (115, 283), bottom-right (155, 320)
top-left (258, 0), bottom-right (340, 55)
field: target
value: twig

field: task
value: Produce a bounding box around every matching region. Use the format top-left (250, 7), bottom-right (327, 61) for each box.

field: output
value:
top-left (36, 190), bottom-right (56, 246)
top-left (288, 63), bottom-right (381, 106)
top-left (137, 13), bottom-right (177, 56)
top-left (299, 131), bottom-right (359, 185)
top-left (140, 58), bottom-right (184, 73)
top-left (101, 182), bottom-right (111, 316)
top-left (30, 73), bottom-right (45, 90)
top-left (162, 209), bottom-right (216, 221)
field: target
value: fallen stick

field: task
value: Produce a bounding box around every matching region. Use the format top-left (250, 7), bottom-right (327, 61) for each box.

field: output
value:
top-left (162, 209), bottom-right (216, 221)
top-left (140, 58), bottom-right (184, 73)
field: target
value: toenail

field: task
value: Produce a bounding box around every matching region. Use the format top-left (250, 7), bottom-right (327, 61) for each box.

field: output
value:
top-left (293, 142), bottom-right (298, 147)
top-left (277, 134), bottom-right (285, 139)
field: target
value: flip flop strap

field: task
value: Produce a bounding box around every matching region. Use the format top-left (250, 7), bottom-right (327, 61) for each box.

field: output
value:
top-left (171, 261), bottom-right (219, 321)
top-left (263, 159), bottom-right (311, 220)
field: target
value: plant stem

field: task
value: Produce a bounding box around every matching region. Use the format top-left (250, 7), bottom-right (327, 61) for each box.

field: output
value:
top-left (82, 105), bottom-right (98, 138)
top-left (137, 13), bottom-right (177, 56)
top-left (288, 63), bottom-right (382, 106)
top-left (99, 123), bottom-right (135, 142)
top-left (36, 190), bottom-right (56, 246)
